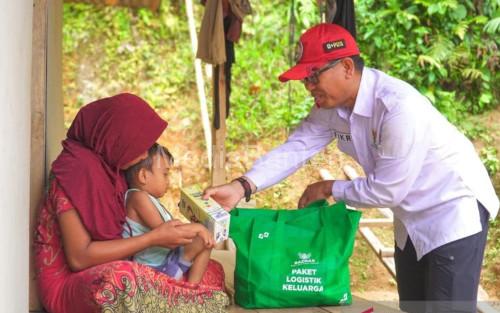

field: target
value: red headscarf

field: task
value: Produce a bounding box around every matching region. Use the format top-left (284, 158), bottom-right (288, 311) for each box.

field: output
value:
top-left (51, 93), bottom-right (167, 240)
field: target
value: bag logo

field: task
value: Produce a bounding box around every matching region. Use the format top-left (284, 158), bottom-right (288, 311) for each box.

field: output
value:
top-left (298, 252), bottom-right (311, 260)
top-left (293, 252), bottom-right (318, 266)
top-left (258, 232), bottom-right (270, 239)
top-left (323, 40), bottom-right (346, 53)
top-left (339, 292), bottom-right (349, 305)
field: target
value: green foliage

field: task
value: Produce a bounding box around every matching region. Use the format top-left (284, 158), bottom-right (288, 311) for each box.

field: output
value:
top-left (357, 0), bottom-right (499, 124)
top-left (63, 1), bottom-right (195, 110)
top-left (63, 1), bottom-right (319, 144)
top-left (226, 0), bottom-right (319, 142)
top-left (483, 217), bottom-right (500, 291)
top-left (481, 146), bottom-right (500, 175)
top-left (63, 0), bottom-right (498, 144)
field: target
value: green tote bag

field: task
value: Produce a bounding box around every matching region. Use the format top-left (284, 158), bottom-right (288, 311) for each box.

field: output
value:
top-left (229, 200), bottom-right (361, 309)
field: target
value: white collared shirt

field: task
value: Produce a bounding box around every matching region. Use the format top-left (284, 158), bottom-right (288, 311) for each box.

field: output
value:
top-left (245, 67), bottom-right (499, 260)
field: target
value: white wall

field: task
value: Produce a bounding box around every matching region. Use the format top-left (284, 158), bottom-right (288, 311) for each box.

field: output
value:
top-left (0, 2), bottom-right (33, 312)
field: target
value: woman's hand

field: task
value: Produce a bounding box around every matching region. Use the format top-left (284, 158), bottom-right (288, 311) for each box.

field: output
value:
top-left (202, 181), bottom-right (245, 211)
top-left (59, 210), bottom-right (193, 271)
top-left (150, 220), bottom-right (197, 249)
top-left (59, 211), bottom-right (197, 272)
top-left (298, 180), bottom-right (335, 208)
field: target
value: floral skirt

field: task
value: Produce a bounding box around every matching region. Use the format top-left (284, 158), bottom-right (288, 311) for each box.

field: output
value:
top-left (38, 260), bottom-right (230, 313)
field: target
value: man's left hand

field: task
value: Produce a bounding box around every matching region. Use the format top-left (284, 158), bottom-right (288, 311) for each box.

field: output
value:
top-left (298, 180), bottom-right (335, 209)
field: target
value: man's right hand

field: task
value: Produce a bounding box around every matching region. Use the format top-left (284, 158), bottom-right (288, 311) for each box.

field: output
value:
top-left (202, 181), bottom-right (245, 211)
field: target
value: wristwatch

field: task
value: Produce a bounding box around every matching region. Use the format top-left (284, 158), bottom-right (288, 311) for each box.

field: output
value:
top-left (233, 177), bottom-right (252, 202)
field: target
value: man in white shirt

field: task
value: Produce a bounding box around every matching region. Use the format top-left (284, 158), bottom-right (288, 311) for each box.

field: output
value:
top-left (203, 23), bottom-right (499, 312)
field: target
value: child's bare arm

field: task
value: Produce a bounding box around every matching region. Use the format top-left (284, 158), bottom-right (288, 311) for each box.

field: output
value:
top-left (127, 191), bottom-right (164, 229)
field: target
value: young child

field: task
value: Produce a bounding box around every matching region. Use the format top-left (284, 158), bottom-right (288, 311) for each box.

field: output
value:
top-left (122, 143), bottom-right (214, 283)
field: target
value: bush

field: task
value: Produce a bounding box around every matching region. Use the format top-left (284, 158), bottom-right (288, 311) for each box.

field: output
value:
top-left (63, 1), bottom-right (196, 113)
top-left (62, 0), bottom-right (499, 141)
top-left (357, 0), bottom-right (499, 124)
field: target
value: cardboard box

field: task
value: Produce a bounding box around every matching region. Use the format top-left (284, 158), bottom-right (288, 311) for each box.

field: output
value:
top-left (179, 187), bottom-right (230, 243)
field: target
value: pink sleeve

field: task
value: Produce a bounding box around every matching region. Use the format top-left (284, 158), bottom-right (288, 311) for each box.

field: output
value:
top-left (49, 179), bottom-right (75, 215)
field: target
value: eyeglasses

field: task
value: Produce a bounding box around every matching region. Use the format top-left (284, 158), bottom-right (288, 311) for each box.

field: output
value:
top-left (302, 59), bottom-right (342, 85)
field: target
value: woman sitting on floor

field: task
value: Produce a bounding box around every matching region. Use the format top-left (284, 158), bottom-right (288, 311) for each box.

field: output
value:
top-left (34, 93), bottom-right (229, 313)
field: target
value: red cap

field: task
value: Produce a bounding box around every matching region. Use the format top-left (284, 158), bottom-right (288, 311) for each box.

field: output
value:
top-left (279, 23), bottom-right (360, 82)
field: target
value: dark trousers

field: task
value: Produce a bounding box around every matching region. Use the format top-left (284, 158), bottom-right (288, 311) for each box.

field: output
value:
top-left (395, 201), bottom-right (490, 313)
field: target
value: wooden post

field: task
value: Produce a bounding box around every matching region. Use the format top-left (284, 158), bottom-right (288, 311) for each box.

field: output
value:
top-left (30, 1), bottom-right (48, 310)
top-left (65, 0), bottom-right (162, 11)
top-left (30, 0), bottom-right (64, 311)
top-left (46, 0), bottom-right (65, 170)
top-left (185, 0), bottom-right (212, 169)
top-left (211, 64), bottom-right (227, 250)
top-left (211, 64), bottom-right (227, 186)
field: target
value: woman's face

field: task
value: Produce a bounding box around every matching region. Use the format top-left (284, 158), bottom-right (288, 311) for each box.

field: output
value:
top-left (120, 151), bottom-right (148, 170)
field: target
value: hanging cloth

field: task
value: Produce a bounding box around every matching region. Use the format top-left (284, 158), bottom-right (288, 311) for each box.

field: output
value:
top-left (221, 0), bottom-right (251, 124)
top-left (197, 0), bottom-right (226, 64)
top-left (226, 0), bottom-right (252, 42)
top-left (228, 0), bottom-right (252, 21)
top-left (331, 0), bottom-right (356, 39)
top-left (198, 0), bottom-right (252, 129)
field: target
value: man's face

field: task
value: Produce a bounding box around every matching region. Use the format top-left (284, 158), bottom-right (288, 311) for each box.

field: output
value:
top-left (303, 59), bottom-right (353, 109)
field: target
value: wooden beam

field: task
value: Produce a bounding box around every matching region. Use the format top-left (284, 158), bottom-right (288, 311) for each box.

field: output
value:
top-left (359, 218), bottom-right (393, 227)
top-left (342, 165), bottom-right (394, 221)
top-left (30, 1), bottom-right (49, 310)
top-left (66, 0), bottom-right (162, 11)
top-left (323, 295), bottom-right (403, 312)
top-left (185, 0), bottom-right (211, 169)
top-left (359, 227), bottom-right (385, 255)
top-left (380, 247), bottom-right (395, 257)
top-left (359, 223), bottom-right (396, 278)
top-left (381, 257), bottom-right (397, 278)
top-left (255, 308), bottom-right (328, 313)
top-left (211, 64), bottom-right (227, 250)
top-left (211, 64), bottom-right (227, 186)
top-left (46, 0), bottom-right (65, 171)
top-left (30, 1), bottom-right (64, 311)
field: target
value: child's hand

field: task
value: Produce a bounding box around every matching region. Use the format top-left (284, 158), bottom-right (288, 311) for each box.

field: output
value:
top-left (198, 226), bottom-right (215, 248)
top-left (177, 223), bottom-right (215, 248)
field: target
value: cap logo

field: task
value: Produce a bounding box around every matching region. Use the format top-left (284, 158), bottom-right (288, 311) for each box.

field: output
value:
top-left (295, 41), bottom-right (304, 63)
top-left (323, 40), bottom-right (346, 53)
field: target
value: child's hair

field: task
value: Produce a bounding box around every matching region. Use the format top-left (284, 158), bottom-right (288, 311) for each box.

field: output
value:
top-left (125, 143), bottom-right (174, 186)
